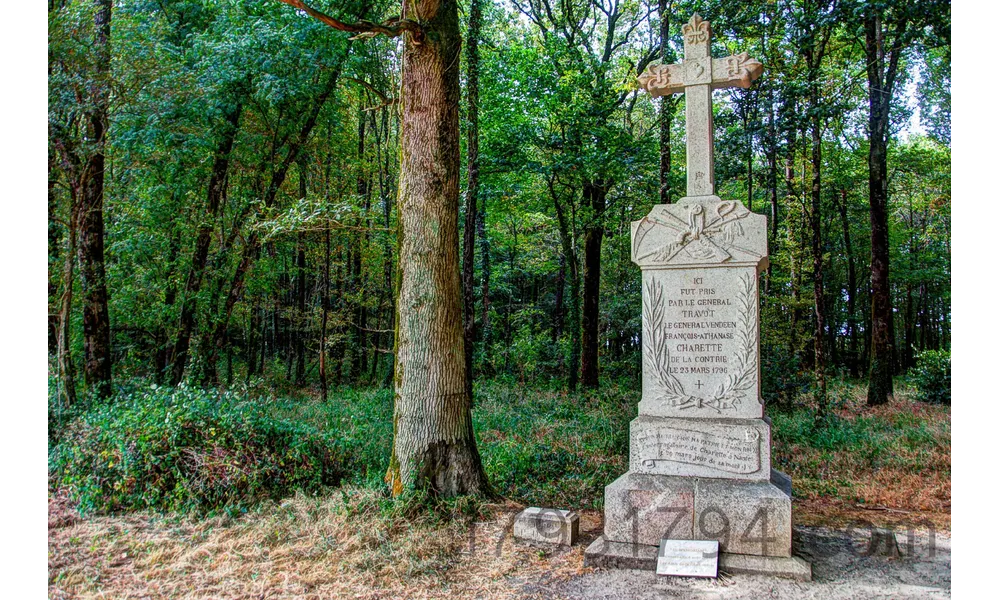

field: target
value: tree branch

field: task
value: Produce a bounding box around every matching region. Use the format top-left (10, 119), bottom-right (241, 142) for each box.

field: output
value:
top-left (276, 0), bottom-right (424, 42)
top-left (343, 76), bottom-right (397, 110)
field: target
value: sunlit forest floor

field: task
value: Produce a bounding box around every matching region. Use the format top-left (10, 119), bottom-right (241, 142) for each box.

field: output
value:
top-left (49, 379), bottom-right (950, 599)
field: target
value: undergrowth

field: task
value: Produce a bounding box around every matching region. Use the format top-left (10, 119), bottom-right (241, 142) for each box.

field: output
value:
top-left (49, 384), bottom-right (347, 515)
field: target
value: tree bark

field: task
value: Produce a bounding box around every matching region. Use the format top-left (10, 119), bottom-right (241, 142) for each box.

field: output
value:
top-left (385, 0), bottom-right (490, 497)
top-left (658, 0), bottom-right (675, 205)
top-left (865, 9), bottom-right (905, 405)
top-left (77, 0), bottom-right (114, 399)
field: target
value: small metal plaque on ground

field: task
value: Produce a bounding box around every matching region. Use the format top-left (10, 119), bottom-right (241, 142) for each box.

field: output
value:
top-left (656, 539), bottom-right (719, 578)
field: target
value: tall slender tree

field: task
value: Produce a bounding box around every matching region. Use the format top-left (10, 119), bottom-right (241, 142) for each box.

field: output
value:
top-left (74, 0), bottom-right (114, 399)
top-left (462, 0), bottom-right (484, 399)
top-left (857, 0), bottom-right (948, 405)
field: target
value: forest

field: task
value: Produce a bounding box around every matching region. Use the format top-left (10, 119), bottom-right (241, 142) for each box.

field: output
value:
top-left (47, 1), bottom-right (951, 596)
top-left (48, 0), bottom-right (950, 404)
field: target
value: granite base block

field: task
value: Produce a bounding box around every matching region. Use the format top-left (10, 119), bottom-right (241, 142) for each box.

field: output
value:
top-left (584, 536), bottom-right (811, 580)
top-left (602, 470), bottom-right (792, 557)
top-left (513, 507), bottom-right (579, 546)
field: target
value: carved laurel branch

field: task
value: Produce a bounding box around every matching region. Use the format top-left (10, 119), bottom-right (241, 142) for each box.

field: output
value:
top-left (709, 272), bottom-right (758, 405)
top-left (643, 280), bottom-right (688, 402)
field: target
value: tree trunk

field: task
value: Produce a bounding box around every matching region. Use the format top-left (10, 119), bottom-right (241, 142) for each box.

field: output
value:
top-left (332, 242), bottom-right (346, 385)
top-left (552, 254), bottom-right (566, 342)
top-left (247, 298), bottom-right (261, 379)
top-left (581, 181), bottom-right (608, 389)
top-left (294, 156), bottom-right (308, 385)
top-left (58, 188), bottom-right (78, 407)
top-left (170, 101), bottom-right (242, 385)
top-left (553, 189), bottom-right (581, 392)
top-left (320, 227), bottom-right (330, 401)
top-left (864, 10), bottom-right (904, 405)
top-left (155, 227), bottom-right (181, 383)
top-left (201, 64), bottom-right (345, 384)
top-left (658, 0), bottom-right (674, 205)
top-left (49, 157), bottom-right (62, 356)
top-left (767, 94), bottom-right (779, 242)
top-left (352, 105), bottom-right (369, 383)
top-left (836, 189), bottom-right (859, 377)
top-left (385, 0), bottom-right (490, 497)
top-left (783, 114), bottom-right (800, 359)
top-left (461, 0), bottom-right (482, 400)
top-left (809, 113), bottom-right (827, 415)
top-left (77, 0), bottom-right (114, 399)
top-left (477, 189), bottom-right (491, 358)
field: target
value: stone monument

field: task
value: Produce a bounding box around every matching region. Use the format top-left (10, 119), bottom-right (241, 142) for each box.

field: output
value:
top-left (583, 14), bottom-right (810, 580)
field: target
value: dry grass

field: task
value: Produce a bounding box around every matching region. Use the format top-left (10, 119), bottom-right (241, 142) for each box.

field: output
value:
top-left (48, 488), bottom-right (603, 600)
top-left (773, 385), bottom-right (950, 531)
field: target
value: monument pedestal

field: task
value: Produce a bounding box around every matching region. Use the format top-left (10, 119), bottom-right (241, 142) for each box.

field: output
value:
top-left (585, 463), bottom-right (806, 576)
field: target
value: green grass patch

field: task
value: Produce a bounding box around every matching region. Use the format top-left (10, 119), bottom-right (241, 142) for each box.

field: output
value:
top-left (50, 377), bottom-right (949, 516)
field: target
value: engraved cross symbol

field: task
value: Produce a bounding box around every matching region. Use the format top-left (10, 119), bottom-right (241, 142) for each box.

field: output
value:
top-left (695, 380), bottom-right (704, 390)
top-left (637, 14), bottom-right (763, 198)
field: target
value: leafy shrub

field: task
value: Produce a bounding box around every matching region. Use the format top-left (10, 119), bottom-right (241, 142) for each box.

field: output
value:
top-left (909, 349), bottom-right (951, 404)
top-left (50, 384), bottom-right (347, 514)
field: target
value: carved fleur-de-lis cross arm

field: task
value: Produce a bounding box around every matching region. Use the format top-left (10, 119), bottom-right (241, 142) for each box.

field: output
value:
top-left (635, 14), bottom-right (763, 198)
top-left (637, 15), bottom-right (763, 98)
top-left (637, 52), bottom-right (763, 97)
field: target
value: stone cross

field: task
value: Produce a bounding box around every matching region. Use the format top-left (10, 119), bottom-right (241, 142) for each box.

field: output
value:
top-left (585, 15), bottom-right (809, 579)
top-left (637, 14), bottom-right (763, 199)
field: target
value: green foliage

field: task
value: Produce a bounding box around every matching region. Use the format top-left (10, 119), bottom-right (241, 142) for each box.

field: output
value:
top-left (50, 384), bottom-right (347, 514)
top-left (908, 349), bottom-right (951, 405)
top-left (269, 387), bottom-right (395, 489)
top-left (473, 382), bottom-right (633, 509)
top-left (760, 342), bottom-right (810, 408)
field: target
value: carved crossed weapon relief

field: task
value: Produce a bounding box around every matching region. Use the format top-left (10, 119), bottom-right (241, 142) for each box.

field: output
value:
top-left (634, 201), bottom-right (761, 265)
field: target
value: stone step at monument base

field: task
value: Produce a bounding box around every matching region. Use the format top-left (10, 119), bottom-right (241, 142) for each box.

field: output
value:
top-left (583, 536), bottom-right (812, 580)
top-left (603, 470), bottom-right (793, 556)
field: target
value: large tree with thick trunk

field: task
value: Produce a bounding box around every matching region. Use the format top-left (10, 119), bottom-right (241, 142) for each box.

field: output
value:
top-left (278, 0), bottom-right (490, 496)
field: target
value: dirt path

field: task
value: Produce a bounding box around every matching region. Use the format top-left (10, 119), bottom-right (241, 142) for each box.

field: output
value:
top-left (514, 527), bottom-right (950, 599)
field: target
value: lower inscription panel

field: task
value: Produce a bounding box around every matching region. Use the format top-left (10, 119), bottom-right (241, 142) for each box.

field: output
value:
top-left (629, 416), bottom-right (770, 480)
